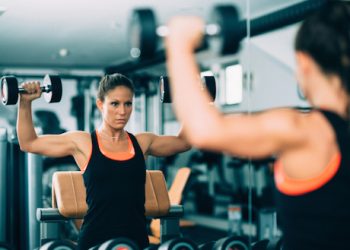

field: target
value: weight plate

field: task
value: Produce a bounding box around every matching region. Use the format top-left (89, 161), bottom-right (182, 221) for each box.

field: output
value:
top-left (213, 236), bottom-right (249, 250)
top-left (43, 74), bottom-right (62, 103)
top-left (198, 241), bottom-right (216, 250)
top-left (40, 239), bottom-right (76, 250)
top-left (158, 238), bottom-right (198, 250)
top-left (202, 76), bottom-right (216, 102)
top-left (1, 76), bottom-right (19, 105)
top-left (129, 9), bottom-right (158, 59)
top-left (209, 5), bottom-right (240, 55)
top-left (159, 76), bottom-right (171, 103)
top-left (98, 237), bottom-right (139, 250)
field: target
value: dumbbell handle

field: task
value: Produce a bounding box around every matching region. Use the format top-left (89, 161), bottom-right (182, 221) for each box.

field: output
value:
top-left (18, 85), bottom-right (51, 94)
top-left (156, 23), bottom-right (221, 37)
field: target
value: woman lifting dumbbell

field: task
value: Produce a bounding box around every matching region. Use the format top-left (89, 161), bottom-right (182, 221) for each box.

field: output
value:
top-left (16, 73), bottom-right (191, 250)
top-left (164, 1), bottom-right (350, 250)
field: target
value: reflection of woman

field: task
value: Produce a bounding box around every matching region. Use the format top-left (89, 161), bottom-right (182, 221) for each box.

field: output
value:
top-left (165, 2), bottom-right (350, 250)
top-left (17, 73), bottom-right (191, 249)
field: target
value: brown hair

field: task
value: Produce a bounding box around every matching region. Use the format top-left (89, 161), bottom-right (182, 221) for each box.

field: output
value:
top-left (97, 73), bottom-right (135, 102)
top-left (295, 1), bottom-right (350, 94)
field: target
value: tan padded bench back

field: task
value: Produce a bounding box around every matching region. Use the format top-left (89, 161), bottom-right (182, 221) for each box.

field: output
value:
top-left (168, 167), bottom-right (191, 205)
top-left (52, 170), bottom-right (170, 219)
top-left (149, 167), bottom-right (191, 240)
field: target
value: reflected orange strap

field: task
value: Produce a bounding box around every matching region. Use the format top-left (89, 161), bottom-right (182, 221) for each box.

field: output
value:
top-left (274, 153), bottom-right (341, 196)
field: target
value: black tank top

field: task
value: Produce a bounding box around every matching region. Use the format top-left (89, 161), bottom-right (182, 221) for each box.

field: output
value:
top-left (275, 110), bottom-right (350, 250)
top-left (77, 131), bottom-right (149, 250)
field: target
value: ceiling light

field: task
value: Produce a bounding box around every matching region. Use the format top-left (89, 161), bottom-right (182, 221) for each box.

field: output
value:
top-left (59, 48), bottom-right (70, 57)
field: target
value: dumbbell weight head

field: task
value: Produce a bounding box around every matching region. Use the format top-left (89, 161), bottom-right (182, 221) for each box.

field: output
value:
top-left (129, 8), bottom-right (158, 59)
top-left (203, 75), bottom-right (216, 102)
top-left (159, 76), bottom-right (216, 103)
top-left (209, 5), bottom-right (240, 55)
top-left (88, 245), bottom-right (100, 250)
top-left (213, 236), bottom-right (249, 250)
top-left (143, 245), bottom-right (159, 250)
top-left (1, 76), bottom-right (19, 105)
top-left (158, 238), bottom-right (198, 250)
top-left (98, 237), bottom-right (139, 250)
top-left (159, 76), bottom-right (171, 103)
top-left (42, 74), bottom-right (63, 103)
top-left (40, 239), bottom-right (77, 250)
top-left (198, 241), bottom-right (216, 250)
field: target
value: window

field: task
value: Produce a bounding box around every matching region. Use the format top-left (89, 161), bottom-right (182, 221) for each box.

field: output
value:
top-left (225, 64), bottom-right (242, 105)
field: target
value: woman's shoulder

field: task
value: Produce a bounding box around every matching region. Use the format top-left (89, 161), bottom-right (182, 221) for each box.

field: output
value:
top-left (134, 132), bottom-right (156, 154)
top-left (134, 132), bottom-right (155, 142)
top-left (65, 130), bottom-right (91, 136)
top-left (63, 130), bottom-right (92, 143)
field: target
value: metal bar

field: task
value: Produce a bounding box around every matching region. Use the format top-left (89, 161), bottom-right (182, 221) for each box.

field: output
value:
top-left (25, 151), bottom-right (43, 250)
top-left (40, 222), bottom-right (61, 245)
top-left (160, 218), bottom-right (181, 243)
top-left (159, 205), bottom-right (184, 243)
top-left (7, 131), bottom-right (23, 250)
top-left (160, 205), bottom-right (184, 218)
top-left (247, 0), bottom-right (327, 38)
top-left (36, 208), bottom-right (68, 222)
top-left (105, 50), bottom-right (166, 75)
top-left (0, 128), bottom-right (7, 242)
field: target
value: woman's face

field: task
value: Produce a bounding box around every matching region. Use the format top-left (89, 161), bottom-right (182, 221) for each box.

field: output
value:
top-left (97, 86), bottom-right (133, 130)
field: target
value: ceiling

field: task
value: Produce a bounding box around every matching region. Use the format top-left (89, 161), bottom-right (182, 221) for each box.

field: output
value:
top-left (0, 0), bottom-right (304, 77)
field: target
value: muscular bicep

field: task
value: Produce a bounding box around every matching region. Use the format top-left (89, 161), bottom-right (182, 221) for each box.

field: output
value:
top-left (137, 133), bottom-right (191, 157)
top-left (149, 135), bottom-right (191, 157)
top-left (193, 110), bottom-right (305, 158)
top-left (23, 131), bottom-right (79, 158)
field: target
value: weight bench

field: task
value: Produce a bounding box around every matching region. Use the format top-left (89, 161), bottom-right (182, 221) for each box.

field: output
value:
top-left (36, 170), bottom-right (184, 247)
top-left (149, 167), bottom-right (195, 244)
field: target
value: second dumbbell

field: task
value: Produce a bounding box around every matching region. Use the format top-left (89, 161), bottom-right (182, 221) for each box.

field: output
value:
top-left (159, 76), bottom-right (216, 103)
top-left (1, 74), bottom-right (62, 105)
top-left (128, 5), bottom-right (240, 60)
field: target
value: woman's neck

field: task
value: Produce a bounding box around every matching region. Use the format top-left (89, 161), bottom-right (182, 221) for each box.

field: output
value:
top-left (98, 126), bottom-right (126, 141)
top-left (309, 74), bottom-right (349, 119)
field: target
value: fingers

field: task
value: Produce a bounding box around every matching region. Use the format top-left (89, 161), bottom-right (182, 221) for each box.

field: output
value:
top-left (20, 81), bottom-right (42, 102)
top-left (165, 16), bottom-right (205, 51)
top-left (21, 81), bottom-right (41, 95)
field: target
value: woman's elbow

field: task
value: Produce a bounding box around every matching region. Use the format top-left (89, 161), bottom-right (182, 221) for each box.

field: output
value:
top-left (183, 143), bottom-right (192, 152)
top-left (187, 132), bottom-right (212, 150)
top-left (19, 145), bottom-right (29, 152)
top-left (19, 142), bottom-right (34, 153)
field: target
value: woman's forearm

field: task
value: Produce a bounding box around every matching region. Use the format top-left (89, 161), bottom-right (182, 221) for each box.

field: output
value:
top-left (17, 100), bottom-right (38, 151)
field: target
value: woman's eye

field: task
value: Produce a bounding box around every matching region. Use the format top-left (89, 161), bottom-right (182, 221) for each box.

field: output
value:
top-left (111, 102), bottom-right (119, 107)
top-left (125, 102), bottom-right (132, 107)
